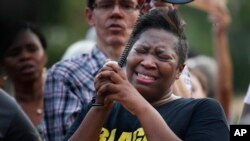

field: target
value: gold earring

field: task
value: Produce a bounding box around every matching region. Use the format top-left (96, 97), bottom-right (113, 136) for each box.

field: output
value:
top-left (3, 75), bottom-right (8, 81)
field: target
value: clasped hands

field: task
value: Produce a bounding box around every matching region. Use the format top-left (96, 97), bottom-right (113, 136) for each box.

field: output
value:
top-left (94, 61), bottom-right (148, 115)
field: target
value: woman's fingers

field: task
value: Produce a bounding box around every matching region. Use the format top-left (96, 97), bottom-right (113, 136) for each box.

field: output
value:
top-left (94, 60), bottom-right (129, 107)
top-left (95, 61), bottom-right (126, 88)
top-left (95, 70), bottom-right (123, 85)
top-left (97, 82), bottom-right (119, 96)
top-left (104, 61), bottom-right (127, 80)
top-left (149, 0), bottom-right (175, 10)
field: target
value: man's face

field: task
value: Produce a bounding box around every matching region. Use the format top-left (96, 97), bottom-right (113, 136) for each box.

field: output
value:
top-left (87, 0), bottom-right (140, 48)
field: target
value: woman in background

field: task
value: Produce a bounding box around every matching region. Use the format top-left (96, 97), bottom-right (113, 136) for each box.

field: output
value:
top-left (0, 20), bottom-right (47, 137)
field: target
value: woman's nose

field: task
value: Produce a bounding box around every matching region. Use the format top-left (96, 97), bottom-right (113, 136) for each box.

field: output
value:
top-left (19, 50), bottom-right (31, 61)
top-left (141, 56), bottom-right (157, 69)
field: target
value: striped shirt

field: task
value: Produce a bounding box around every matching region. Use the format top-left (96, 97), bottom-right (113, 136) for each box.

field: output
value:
top-left (42, 47), bottom-right (107, 141)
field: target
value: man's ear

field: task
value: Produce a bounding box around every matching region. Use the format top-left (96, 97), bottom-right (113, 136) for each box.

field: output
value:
top-left (85, 8), bottom-right (95, 26)
top-left (176, 64), bottom-right (185, 79)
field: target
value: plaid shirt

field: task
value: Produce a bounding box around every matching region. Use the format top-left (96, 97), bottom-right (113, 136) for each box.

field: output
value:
top-left (42, 47), bottom-right (107, 141)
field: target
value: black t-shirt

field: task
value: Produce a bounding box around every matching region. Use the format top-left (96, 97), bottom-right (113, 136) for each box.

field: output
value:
top-left (66, 98), bottom-right (229, 141)
top-left (0, 89), bottom-right (41, 141)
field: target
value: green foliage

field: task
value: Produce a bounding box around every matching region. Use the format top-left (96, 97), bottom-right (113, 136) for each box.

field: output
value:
top-left (179, 6), bottom-right (213, 56)
top-left (228, 0), bottom-right (250, 93)
top-left (36, 0), bottom-right (89, 67)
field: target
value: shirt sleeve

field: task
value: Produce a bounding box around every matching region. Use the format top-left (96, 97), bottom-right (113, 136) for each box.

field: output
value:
top-left (42, 50), bottom-right (105, 141)
top-left (42, 68), bottom-right (84, 141)
top-left (7, 109), bottom-right (42, 141)
top-left (181, 66), bottom-right (192, 95)
top-left (63, 104), bottom-right (91, 141)
top-left (184, 98), bottom-right (229, 141)
top-left (244, 84), bottom-right (250, 104)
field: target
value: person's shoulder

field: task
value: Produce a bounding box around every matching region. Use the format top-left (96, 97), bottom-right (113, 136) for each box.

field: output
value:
top-left (62, 40), bottom-right (95, 60)
top-left (48, 53), bottom-right (95, 76)
top-left (185, 98), bottom-right (221, 108)
top-left (191, 98), bottom-right (226, 116)
top-left (177, 98), bottom-right (223, 110)
top-left (196, 98), bottom-right (221, 106)
top-left (180, 97), bottom-right (219, 104)
top-left (0, 89), bottom-right (31, 117)
top-left (47, 47), bottom-right (106, 82)
top-left (0, 89), bottom-right (41, 141)
top-left (175, 98), bottom-right (227, 125)
top-left (0, 89), bottom-right (18, 111)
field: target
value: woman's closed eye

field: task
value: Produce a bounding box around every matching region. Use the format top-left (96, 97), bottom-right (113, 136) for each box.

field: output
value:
top-left (157, 54), bottom-right (172, 62)
top-left (134, 47), bottom-right (147, 54)
top-left (155, 48), bottom-right (174, 62)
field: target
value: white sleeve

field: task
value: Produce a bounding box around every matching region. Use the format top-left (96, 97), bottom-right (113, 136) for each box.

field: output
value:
top-left (244, 84), bottom-right (250, 104)
top-left (181, 66), bottom-right (192, 95)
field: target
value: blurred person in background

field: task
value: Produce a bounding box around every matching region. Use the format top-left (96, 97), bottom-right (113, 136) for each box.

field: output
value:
top-left (186, 55), bottom-right (217, 98)
top-left (42, 0), bottom-right (194, 140)
top-left (188, 66), bottom-right (208, 98)
top-left (0, 20), bottom-right (48, 138)
top-left (239, 83), bottom-right (250, 124)
top-left (187, 0), bottom-right (233, 120)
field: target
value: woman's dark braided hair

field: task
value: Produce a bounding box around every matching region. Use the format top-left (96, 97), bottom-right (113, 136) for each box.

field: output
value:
top-left (118, 8), bottom-right (188, 67)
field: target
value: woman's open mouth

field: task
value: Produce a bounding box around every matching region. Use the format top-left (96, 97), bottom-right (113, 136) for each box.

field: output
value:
top-left (20, 64), bottom-right (36, 74)
top-left (135, 72), bottom-right (157, 84)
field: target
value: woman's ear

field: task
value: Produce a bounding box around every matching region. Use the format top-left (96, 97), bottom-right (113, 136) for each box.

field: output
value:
top-left (176, 64), bottom-right (185, 79)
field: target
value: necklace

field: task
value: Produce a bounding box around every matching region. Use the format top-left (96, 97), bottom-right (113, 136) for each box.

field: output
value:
top-left (152, 93), bottom-right (181, 107)
top-left (17, 101), bottom-right (43, 115)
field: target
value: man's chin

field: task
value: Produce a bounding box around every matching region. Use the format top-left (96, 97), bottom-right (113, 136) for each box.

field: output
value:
top-left (107, 38), bottom-right (126, 47)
